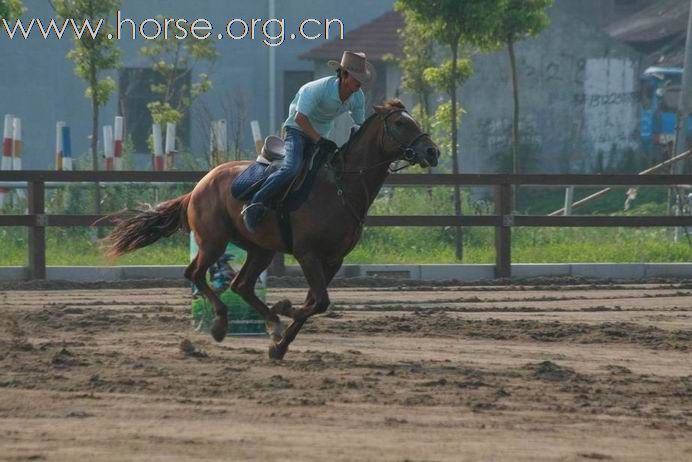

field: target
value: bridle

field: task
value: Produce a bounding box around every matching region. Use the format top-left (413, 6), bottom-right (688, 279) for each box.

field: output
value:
top-left (331, 108), bottom-right (434, 228)
top-left (337, 108), bottom-right (433, 176)
top-left (381, 108), bottom-right (433, 168)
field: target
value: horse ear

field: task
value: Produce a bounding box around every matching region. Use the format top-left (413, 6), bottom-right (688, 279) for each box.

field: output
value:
top-left (373, 105), bottom-right (386, 114)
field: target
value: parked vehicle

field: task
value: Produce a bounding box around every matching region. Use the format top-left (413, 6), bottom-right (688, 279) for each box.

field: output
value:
top-left (640, 67), bottom-right (692, 152)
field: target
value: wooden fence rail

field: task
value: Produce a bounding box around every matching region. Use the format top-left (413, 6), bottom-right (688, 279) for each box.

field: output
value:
top-left (1, 171), bottom-right (691, 280)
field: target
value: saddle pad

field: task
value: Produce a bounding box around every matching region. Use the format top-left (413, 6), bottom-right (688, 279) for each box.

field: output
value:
top-left (231, 162), bottom-right (274, 202)
top-left (230, 147), bottom-right (331, 210)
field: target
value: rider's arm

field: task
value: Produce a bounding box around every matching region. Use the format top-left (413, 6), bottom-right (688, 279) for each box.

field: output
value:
top-left (295, 112), bottom-right (322, 143)
top-left (350, 91), bottom-right (366, 126)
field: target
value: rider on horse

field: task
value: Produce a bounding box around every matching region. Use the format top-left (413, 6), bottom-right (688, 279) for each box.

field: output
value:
top-left (242, 51), bottom-right (374, 233)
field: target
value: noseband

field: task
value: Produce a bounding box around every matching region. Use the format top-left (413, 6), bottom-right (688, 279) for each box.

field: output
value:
top-left (381, 109), bottom-right (432, 164)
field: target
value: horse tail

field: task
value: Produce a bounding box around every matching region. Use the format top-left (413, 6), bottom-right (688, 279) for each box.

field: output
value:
top-left (103, 193), bottom-right (191, 257)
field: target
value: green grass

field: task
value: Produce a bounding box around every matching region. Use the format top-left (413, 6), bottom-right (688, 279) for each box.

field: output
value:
top-left (1, 226), bottom-right (690, 266)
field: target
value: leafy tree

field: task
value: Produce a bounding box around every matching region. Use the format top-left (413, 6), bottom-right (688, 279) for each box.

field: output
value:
top-left (51, 0), bottom-right (121, 175)
top-left (396, 0), bottom-right (503, 260)
top-left (140, 19), bottom-right (218, 127)
top-left (0, 0), bottom-right (23, 19)
top-left (386, 9), bottom-right (436, 132)
top-left (489, 0), bottom-right (553, 175)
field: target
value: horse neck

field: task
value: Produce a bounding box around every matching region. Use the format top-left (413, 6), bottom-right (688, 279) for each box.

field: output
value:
top-left (339, 119), bottom-right (393, 210)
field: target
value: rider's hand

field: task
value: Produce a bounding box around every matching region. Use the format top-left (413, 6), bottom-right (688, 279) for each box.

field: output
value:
top-left (317, 137), bottom-right (338, 154)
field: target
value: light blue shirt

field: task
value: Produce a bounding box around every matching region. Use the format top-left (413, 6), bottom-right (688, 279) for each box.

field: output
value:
top-left (283, 76), bottom-right (365, 138)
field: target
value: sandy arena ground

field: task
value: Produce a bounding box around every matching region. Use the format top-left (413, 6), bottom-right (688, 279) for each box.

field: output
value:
top-left (1, 280), bottom-right (691, 461)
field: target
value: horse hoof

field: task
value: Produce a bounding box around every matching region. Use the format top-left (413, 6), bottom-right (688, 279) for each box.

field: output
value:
top-left (268, 344), bottom-right (286, 360)
top-left (210, 317), bottom-right (227, 342)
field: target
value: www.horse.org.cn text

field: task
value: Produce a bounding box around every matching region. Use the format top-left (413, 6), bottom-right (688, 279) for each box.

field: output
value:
top-left (1, 12), bottom-right (345, 46)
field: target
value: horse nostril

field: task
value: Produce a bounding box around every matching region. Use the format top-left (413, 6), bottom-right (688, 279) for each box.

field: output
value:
top-left (425, 147), bottom-right (439, 167)
top-left (427, 147), bottom-right (438, 158)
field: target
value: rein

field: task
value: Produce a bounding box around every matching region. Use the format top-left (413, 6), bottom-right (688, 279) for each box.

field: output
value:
top-left (330, 108), bottom-right (431, 227)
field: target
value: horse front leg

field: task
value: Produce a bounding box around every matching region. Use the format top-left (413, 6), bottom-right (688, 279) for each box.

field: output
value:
top-left (269, 256), bottom-right (342, 360)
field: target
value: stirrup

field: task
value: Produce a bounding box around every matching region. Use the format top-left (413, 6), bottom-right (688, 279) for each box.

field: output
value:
top-left (241, 203), bottom-right (265, 216)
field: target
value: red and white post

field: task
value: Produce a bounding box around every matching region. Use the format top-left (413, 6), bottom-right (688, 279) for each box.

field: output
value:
top-left (103, 125), bottom-right (114, 171)
top-left (251, 120), bottom-right (262, 157)
top-left (0, 114), bottom-right (13, 207)
top-left (61, 125), bottom-right (73, 171)
top-left (2, 114), bottom-right (12, 171)
top-left (55, 121), bottom-right (65, 170)
top-left (12, 117), bottom-right (24, 200)
top-left (152, 123), bottom-right (164, 171)
top-left (114, 116), bottom-right (124, 171)
top-left (216, 119), bottom-right (228, 159)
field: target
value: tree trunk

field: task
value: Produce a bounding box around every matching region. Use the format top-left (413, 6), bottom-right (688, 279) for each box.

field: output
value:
top-left (508, 38), bottom-right (519, 211)
top-left (90, 72), bottom-right (102, 228)
top-left (450, 40), bottom-right (464, 261)
top-left (91, 90), bottom-right (99, 173)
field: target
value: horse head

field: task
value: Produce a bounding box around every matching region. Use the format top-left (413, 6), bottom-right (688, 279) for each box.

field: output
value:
top-left (373, 100), bottom-right (440, 168)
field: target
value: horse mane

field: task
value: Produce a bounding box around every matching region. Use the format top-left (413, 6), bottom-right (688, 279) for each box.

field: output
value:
top-left (338, 99), bottom-right (407, 155)
top-left (382, 99), bottom-right (405, 110)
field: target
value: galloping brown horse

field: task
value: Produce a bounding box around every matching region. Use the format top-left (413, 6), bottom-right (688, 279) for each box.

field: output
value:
top-left (104, 100), bottom-right (439, 359)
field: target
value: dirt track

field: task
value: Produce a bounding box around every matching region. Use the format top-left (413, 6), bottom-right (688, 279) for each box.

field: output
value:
top-left (1, 281), bottom-right (691, 461)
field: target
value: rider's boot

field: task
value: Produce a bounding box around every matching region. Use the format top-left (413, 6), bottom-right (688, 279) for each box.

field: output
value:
top-left (242, 202), bottom-right (267, 233)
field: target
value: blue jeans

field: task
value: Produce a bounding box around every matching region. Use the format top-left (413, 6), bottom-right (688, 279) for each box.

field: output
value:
top-left (251, 128), bottom-right (315, 205)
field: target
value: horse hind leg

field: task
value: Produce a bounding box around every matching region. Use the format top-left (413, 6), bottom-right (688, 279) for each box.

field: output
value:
top-left (187, 240), bottom-right (230, 342)
top-left (269, 256), bottom-right (342, 360)
top-left (230, 248), bottom-right (285, 342)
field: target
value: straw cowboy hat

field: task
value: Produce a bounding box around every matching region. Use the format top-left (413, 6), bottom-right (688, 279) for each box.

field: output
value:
top-left (328, 51), bottom-right (374, 84)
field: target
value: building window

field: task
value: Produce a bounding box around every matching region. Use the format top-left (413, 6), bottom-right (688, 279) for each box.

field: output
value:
top-left (118, 67), bottom-right (191, 153)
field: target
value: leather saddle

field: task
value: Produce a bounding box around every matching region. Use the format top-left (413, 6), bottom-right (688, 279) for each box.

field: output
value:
top-left (230, 135), bottom-right (324, 208)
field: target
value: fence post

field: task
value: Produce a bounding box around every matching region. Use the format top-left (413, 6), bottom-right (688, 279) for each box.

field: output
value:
top-left (494, 183), bottom-right (512, 279)
top-left (28, 180), bottom-right (46, 280)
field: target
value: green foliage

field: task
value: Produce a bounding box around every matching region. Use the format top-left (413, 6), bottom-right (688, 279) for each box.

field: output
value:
top-left (147, 101), bottom-right (185, 125)
top-left (489, 0), bottom-right (553, 47)
top-left (395, 0), bottom-right (498, 166)
top-left (429, 101), bottom-right (467, 168)
top-left (395, 0), bottom-right (505, 48)
top-left (0, 0), bottom-right (23, 19)
top-left (52, 0), bottom-right (121, 103)
top-left (423, 59), bottom-right (473, 96)
top-left (385, 9), bottom-right (436, 129)
top-left (140, 18), bottom-right (218, 126)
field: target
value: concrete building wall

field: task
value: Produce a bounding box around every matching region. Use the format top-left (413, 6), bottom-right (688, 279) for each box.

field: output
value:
top-left (0, 0), bottom-right (395, 169)
top-left (561, 0), bottom-right (657, 27)
top-left (458, 3), bottom-right (642, 173)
